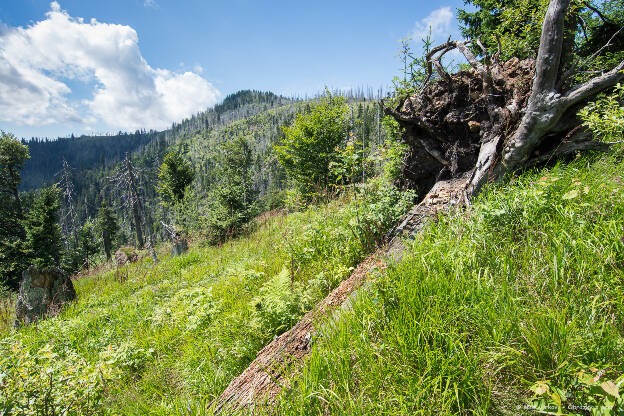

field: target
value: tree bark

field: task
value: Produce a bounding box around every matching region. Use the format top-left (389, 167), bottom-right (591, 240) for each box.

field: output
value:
top-left (386, 0), bottom-right (624, 199)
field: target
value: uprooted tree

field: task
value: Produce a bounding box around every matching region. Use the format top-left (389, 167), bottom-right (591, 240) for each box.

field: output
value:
top-left (384, 0), bottom-right (624, 199)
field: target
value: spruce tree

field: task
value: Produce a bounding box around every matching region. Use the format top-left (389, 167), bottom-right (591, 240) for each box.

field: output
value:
top-left (0, 132), bottom-right (30, 288)
top-left (77, 220), bottom-right (99, 269)
top-left (157, 149), bottom-right (195, 206)
top-left (25, 186), bottom-right (63, 271)
top-left (207, 135), bottom-right (257, 242)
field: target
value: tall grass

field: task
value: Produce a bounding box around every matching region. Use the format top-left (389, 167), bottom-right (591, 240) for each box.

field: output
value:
top-left (0, 183), bottom-right (413, 415)
top-left (270, 152), bottom-right (624, 415)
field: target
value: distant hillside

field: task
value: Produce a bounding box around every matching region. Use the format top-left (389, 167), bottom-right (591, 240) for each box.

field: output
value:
top-left (21, 131), bottom-right (159, 191)
top-left (20, 90), bottom-right (292, 191)
top-left (17, 89), bottom-right (386, 248)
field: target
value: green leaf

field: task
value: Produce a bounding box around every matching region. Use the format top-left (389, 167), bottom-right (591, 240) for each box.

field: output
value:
top-left (562, 189), bottom-right (579, 200)
top-left (601, 380), bottom-right (620, 398)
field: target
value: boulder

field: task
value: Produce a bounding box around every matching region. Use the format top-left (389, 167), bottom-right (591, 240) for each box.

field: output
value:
top-left (171, 237), bottom-right (188, 257)
top-left (14, 265), bottom-right (76, 326)
top-left (114, 247), bottom-right (138, 267)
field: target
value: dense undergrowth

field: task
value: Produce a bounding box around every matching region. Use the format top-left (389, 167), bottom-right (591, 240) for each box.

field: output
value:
top-left (0, 183), bottom-right (413, 415)
top-left (268, 151), bottom-right (624, 415)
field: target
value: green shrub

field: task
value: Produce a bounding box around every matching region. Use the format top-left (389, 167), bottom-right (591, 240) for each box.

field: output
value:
top-left (276, 92), bottom-right (349, 195)
top-left (0, 341), bottom-right (109, 415)
top-left (252, 269), bottom-right (304, 336)
top-left (579, 83), bottom-right (624, 142)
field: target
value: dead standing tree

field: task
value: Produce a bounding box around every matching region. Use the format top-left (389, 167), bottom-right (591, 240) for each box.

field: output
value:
top-left (57, 159), bottom-right (79, 248)
top-left (384, 0), bottom-right (624, 199)
top-left (109, 153), bottom-right (159, 264)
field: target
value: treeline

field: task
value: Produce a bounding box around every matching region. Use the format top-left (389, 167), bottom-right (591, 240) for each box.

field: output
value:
top-left (21, 131), bottom-right (159, 191)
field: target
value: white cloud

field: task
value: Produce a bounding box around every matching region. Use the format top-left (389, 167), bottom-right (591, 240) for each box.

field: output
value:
top-left (412, 7), bottom-right (455, 42)
top-left (0, 2), bottom-right (219, 131)
top-left (144, 0), bottom-right (158, 8)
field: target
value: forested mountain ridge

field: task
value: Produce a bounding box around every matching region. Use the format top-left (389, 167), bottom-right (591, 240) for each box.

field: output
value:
top-left (20, 90), bottom-right (292, 192)
top-left (21, 132), bottom-right (158, 191)
top-left (17, 89), bottom-right (387, 255)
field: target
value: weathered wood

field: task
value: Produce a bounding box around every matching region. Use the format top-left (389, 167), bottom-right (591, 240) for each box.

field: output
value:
top-left (212, 176), bottom-right (469, 413)
top-left (386, 0), bottom-right (624, 198)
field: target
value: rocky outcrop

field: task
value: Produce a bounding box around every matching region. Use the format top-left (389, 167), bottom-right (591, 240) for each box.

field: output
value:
top-left (171, 236), bottom-right (188, 257)
top-left (114, 247), bottom-right (138, 267)
top-left (14, 266), bottom-right (76, 326)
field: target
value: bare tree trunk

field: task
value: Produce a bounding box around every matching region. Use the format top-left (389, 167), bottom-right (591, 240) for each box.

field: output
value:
top-left (125, 156), bottom-right (145, 249)
top-left (385, 0), bottom-right (624, 199)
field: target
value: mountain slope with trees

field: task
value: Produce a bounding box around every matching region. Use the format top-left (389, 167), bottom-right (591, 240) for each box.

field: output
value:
top-left (1, 0), bottom-right (623, 414)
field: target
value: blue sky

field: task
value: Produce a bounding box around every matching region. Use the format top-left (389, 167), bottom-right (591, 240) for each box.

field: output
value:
top-left (0, 0), bottom-right (464, 139)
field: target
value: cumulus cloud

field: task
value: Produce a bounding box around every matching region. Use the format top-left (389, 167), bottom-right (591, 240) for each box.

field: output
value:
top-left (0, 2), bottom-right (219, 131)
top-left (412, 7), bottom-right (455, 42)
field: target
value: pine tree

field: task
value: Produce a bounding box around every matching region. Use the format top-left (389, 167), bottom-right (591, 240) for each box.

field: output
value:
top-left (25, 186), bottom-right (63, 271)
top-left (0, 132), bottom-right (30, 288)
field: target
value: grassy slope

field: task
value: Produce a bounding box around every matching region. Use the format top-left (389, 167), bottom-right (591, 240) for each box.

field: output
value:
top-left (269, 152), bottom-right (624, 415)
top-left (0, 184), bottom-right (412, 415)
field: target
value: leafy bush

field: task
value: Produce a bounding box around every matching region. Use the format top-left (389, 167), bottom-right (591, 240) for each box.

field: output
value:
top-left (99, 341), bottom-right (155, 374)
top-left (579, 83), bottom-right (624, 142)
top-left (276, 92), bottom-right (349, 195)
top-left (0, 341), bottom-right (109, 415)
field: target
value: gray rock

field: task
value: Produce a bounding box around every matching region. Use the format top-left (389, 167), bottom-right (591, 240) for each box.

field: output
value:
top-left (171, 237), bottom-right (188, 256)
top-left (14, 265), bottom-right (76, 327)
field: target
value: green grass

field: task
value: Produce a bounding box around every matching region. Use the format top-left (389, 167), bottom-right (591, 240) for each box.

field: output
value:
top-left (4, 149), bottom-right (624, 415)
top-left (269, 152), bottom-right (624, 415)
top-left (0, 183), bottom-right (412, 415)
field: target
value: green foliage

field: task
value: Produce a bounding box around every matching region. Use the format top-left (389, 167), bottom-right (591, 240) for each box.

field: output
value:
top-left (351, 179), bottom-right (416, 248)
top-left (271, 151), bottom-right (624, 415)
top-left (458, 0), bottom-right (547, 60)
top-left (157, 149), bottom-right (195, 206)
top-left (0, 132), bottom-right (30, 289)
top-left (96, 202), bottom-right (118, 261)
top-left (530, 367), bottom-right (624, 415)
top-left (458, 0), bottom-right (624, 64)
top-left (579, 83), bottom-right (624, 142)
top-left (252, 269), bottom-right (304, 336)
top-left (0, 132), bottom-right (30, 192)
top-left (276, 92), bottom-right (349, 195)
top-left (0, 236), bottom-right (28, 290)
top-left (0, 342), bottom-right (108, 415)
top-left (205, 135), bottom-right (257, 242)
top-left (328, 134), bottom-right (367, 189)
top-left (25, 186), bottom-right (63, 271)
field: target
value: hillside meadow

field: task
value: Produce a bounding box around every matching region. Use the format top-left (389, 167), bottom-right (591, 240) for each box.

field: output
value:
top-left (0, 181), bottom-right (412, 415)
top-left (268, 150), bottom-right (624, 415)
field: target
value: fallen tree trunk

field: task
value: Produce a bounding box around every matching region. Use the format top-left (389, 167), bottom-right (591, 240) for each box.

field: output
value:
top-left (211, 175), bottom-right (470, 413)
top-left (385, 0), bottom-right (624, 199)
